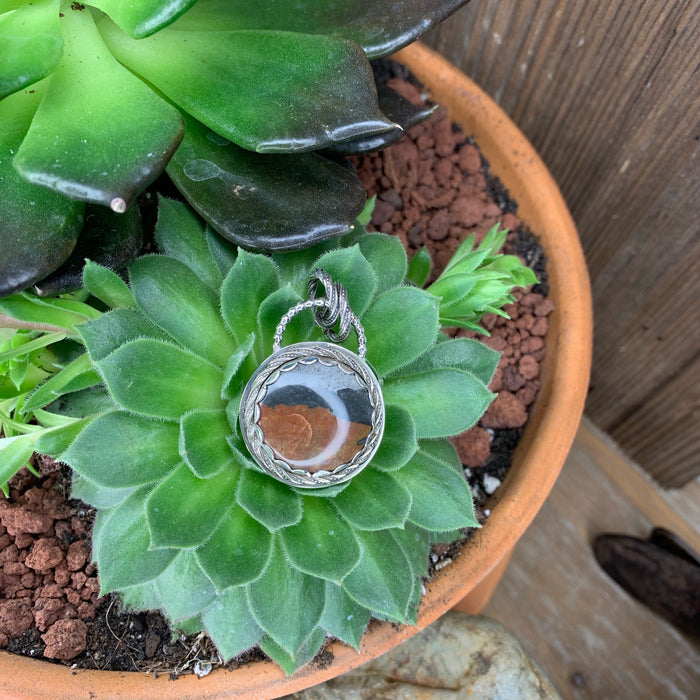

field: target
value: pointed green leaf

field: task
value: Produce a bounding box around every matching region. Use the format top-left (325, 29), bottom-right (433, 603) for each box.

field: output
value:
top-left (221, 250), bottom-right (279, 348)
top-left (363, 286), bottom-right (439, 376)
top-left (235, 468), bottom-right (302, 531)
top-left (179, 408), bottom-right (233, 479)
top-left (156, 550), bottom-right (217, 621)
top-left (79, 308), bottom-right (169, 362)
top-left (280, 498), bottom-right (360, 582)
top-left (371, 404), bottom-right (418, 472)
top-left (355, 233), bottom-right (408, 298)
top-left (14, 6), bottom-right (183, 209)
top-left (64, 411), bottom-right (180, 487)
top-left (129, 255), bottom-right (235, 367)
top-left (94, 487), bottom-right (177, 592)
top-left (202, 586), bottom-right (263, 662)
top-left (312, 246), bottom-right (377, 318)
top-left (419, 438), bottom-right (462, 472)
top-left (96, 338), bottom-right (225, 420)
top-left (247, 538), bottom-right (325, 655)
top-left (399, 337), bottom-right (500, 386)
top-left (259, 627), bottom-right (326, 675)
top-left (154, 197), bottom-right (223, 291)
top-left (172, 0), bottom-right (470, 59)
top-left (146, 461), bottom-right (239, 548)
top-left (0, 84), bottom-right (83, 297)
top-left (221, 333), bottom-right (255, 400)
top-left (392, 524), bottom-right (431, 579)
top-left (257, 285), bottom-right (311, 358)
top-left (82, 261), bottom-right (134, 310)
top-left (101, 22), bottom-right (393, 152)
top-left (23, 352), bottom-right (100, 412)
top-left (70, 472), bottom-right (136, 510)
top-left (343, 529), bottom-right (414, 623)
top-left (332, 469), bottom-right (411, 531)
top-left (0, 435), bottom-right (34, 490)
top-left (399, 446), bottom-right (478, 531)
top-left (0, 293), bottom-right (97, 332)
top-left (119, 581), bottom-right (163, 612)
top-left (32, 417), bottom-right (91, 458)
top-left (205, 226), bottom-right (237, 275)
top-left (167, 114), bottom-right (367, 251)
top-left (196, 505), bottom-right (271, 590)
top-left (406, 247), bottom-right (432, 288)
top-left (384, 368), bottom-right (494, 438)
top-left (320, 581), bottom-right (371, 649)
top-left (0, 0), bottom-right (62, 99)
top-left (90, 0), bottom-right (199, 38)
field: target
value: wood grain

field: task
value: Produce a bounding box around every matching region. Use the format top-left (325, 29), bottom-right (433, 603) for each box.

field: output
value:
top-left (425, 0), bottom-right (700, 486)
top-left (483, 417), bottom-right (700, 699)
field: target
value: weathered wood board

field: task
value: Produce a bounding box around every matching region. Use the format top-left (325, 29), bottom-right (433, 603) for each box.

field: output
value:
top-left (425, 0), bottom-right (700, 486)
top-left (484, 418), bottom-right (700, 698)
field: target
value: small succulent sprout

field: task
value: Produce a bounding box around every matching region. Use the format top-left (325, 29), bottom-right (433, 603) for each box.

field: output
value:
top-left (0, 0), bottom-right (473, 297)
top-left (427, 224), bottom-right (539, 333)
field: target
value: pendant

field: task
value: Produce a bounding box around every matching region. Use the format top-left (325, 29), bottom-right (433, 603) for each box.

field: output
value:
top-left (240, 271), bottom-right (384, 488)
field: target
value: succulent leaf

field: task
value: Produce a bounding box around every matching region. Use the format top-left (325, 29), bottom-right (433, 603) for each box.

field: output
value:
top-left (82, 261), bottom-right (135, 311)
top-left (356, 233), bottom-right (408, 296)
top-left (201, 586), bottom-right (263, 661)
top-left (155, 550), bottom-right (217, 622)
top-left (172, 0), bottom-right (472, 59)
top-left (13, 4), bottom-right (184, 210)
top-left (370, 404), bottom-right (418, 472)
top-left (0, 0), bottom-right (63, 99)
top-left (89, 0), bottom-right (199, 38)
top-left (280, 497), bottom-right (361, 582)
top-left (195, 506), bottom-right (272, 590)
top-left (96, 338), bottom-right (225, 420)
top-left (166, 114), bottom-right (367, 251)
top-left (383, 367), bottom-right (494, 438)
top-left (179, 408), bottom-right (234, 478)
top-left (94, 487), bottom-right (178, 592)
top-left (363, 286), bottom-right (440, 375)
top-left (100, 20), bottom-right (394, 153)
top-left (70, 473), bottom-right (137, 510)
top-left (235, 468), bottom-right (302, 532)
top-left (0, 84), bottom-right (83, 297)
top-left (331, 468), bottom-right (412, 531)
top-left (247, 537), bottom-right (325, 655)
top-left (319, 581), bottom-right (371, 648)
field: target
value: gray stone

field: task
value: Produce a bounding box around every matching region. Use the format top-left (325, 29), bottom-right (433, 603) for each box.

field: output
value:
top-left (285, 613), bottom-right (560, 699)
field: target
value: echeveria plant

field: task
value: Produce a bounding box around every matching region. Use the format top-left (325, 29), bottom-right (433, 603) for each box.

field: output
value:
top-left (0, 0), bottom-right (470, 297)
top-left (0, 201), bottom-right (536, 673)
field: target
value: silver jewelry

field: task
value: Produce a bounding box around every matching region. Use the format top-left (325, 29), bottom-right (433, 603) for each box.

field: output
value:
top-left (239, 270), bottom-right (384, 488)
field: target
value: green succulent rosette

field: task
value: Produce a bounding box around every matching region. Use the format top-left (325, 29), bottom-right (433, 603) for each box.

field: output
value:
top-left (46, 199), bottom-right (505, 674)
top-left (0, 0), bottom-right (470, 296)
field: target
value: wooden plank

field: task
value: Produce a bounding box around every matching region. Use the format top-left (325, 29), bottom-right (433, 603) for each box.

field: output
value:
top-left (425, 0), bottom-right (700, 485)
top-left (483, 418), bottom-right (700, 699)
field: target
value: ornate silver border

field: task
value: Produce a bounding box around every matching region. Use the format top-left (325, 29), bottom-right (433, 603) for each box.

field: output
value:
top-left (239, 342), bottom-right (384, 488)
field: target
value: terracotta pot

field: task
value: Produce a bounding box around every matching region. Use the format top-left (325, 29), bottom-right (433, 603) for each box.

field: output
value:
top-left (0, 42), bottom-right (592, 700)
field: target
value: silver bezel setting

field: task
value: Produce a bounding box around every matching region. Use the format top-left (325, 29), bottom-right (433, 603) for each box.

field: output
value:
top-left (239, 341), bottom-right (384, 488)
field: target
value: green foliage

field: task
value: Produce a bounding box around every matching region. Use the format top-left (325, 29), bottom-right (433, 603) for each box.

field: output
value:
top-left (0, 0), bottom-right (472, 296)
top-left (427, 224), bottom-right (539, 333)
top-left (0, 199), bottom-right (537, 673)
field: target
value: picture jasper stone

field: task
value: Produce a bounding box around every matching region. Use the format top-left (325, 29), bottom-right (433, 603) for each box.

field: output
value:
top-left (258, 358), bottom-right (373, 473)
top-left (240, 342), bottom-right (384, 488)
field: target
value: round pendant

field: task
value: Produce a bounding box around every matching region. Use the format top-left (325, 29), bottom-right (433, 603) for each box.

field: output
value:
top-left (239, 342), bottom-right (384, 488)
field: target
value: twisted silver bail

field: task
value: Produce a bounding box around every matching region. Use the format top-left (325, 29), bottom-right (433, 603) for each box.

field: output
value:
top-left (307, 269), bottom-right (352, 343)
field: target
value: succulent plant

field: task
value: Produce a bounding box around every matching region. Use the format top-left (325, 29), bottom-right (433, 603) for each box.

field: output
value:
top-left (0, 200), bottom-right (536, 673)
top-left (0, 0), bottom-right (470, 297)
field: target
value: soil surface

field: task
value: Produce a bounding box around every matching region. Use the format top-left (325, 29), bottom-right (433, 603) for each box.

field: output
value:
top-left (0, 78), bottom-right (552, 671)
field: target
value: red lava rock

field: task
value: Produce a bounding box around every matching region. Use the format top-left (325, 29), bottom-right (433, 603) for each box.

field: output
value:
top-left (452, 427), bottom-right (491, 468)
top-left (387, 76), bottom-right (423, 105)
top-left (519, 355), bottom-right (540, 380)
top-left (0, 599), bottom-right (34, 637)
top-left (457, 144), bottom-right (481, 174)
top-left (489, 366), bottom-right (503, 392)
top-left (451, 195), bottom-right (485, 227)
top-left (34, 597), bottom-right (75, 632)
top-left (370, 198), bottom-right (394, 227)
top-left (531, 316), bottom-right (549, 337)
top-left (481, 392), bottom-right (529, 429)
top-left (41, 619), bottom-right (87, 661)
top-left (516, 385), bottom-right (538, 407)
top-left (427, 209), bottom-right (450, 241)
top-left (25, 538), bottom-right (64, 572)
top-left (0, 503), bottom-right (53, 537)
top-left (66, 540), bottom-right (89, 572)
top-left (534, 299), bottom-right (555, 317)
top-left (4, 562), bottom-right (29, 576)
top-left (502, 365), bottom-right (526, 392)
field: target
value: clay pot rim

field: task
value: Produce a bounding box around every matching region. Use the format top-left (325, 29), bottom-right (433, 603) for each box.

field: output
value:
top-left (0, 42), bottom-right (592, 700)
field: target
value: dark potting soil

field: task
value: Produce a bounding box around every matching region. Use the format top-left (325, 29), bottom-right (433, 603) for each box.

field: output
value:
top-left (0, 79), bottom-right (552, 673)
